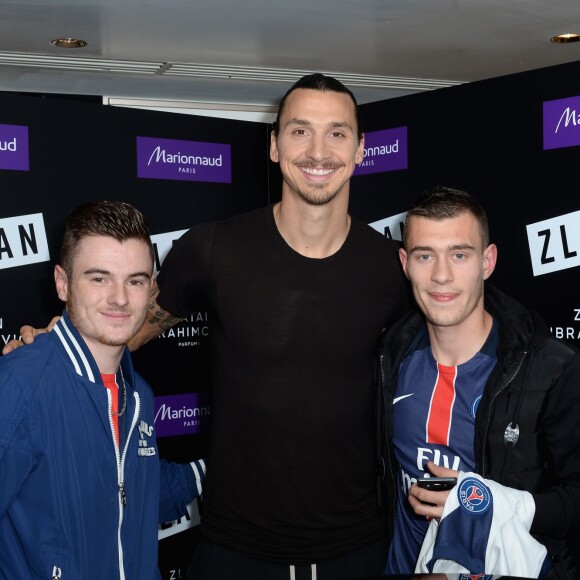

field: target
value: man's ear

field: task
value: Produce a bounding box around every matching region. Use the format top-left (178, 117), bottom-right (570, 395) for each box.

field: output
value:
top-left (399, 247), bottom-right (410, 279)
top-left (482, 243), bottom-right (498, 280)
top-left (270, 130), bottom-right (279, 163)
top-left (54, 265), bottom-right (68, 302)
top-left (355, 133), bottom-right (365, 165)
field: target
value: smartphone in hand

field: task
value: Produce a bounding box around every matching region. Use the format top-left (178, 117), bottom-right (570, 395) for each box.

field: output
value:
top-left (416, 477), bottom-right (457, 491)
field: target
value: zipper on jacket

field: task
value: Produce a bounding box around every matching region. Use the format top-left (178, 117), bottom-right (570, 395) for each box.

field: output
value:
top-left (480, 351), bottom-right (527, 476)
top-left (107, 388), bottom-right (141, 580)
top-left (118, 391), bottom-right (140, 580)
top-left (52, 566), bottom-right (62, 580)
top-left (118, 482), bottom-right (127, 507)
top-left (107, 388), bottom-right (124, 506)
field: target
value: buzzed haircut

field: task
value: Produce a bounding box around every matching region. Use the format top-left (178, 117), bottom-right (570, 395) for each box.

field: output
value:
top-left (404, 186), bottom-right (490, 249)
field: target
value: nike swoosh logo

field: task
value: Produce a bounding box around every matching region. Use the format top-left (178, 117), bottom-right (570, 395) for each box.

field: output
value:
top-left (393, 393), bottom-right (414, 404)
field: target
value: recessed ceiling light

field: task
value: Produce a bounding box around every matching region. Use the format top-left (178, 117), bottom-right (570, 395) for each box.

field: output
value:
top-left (551, 33), bottom-right (580, 43)
top-left (51, 38), bottom-right (88, 48)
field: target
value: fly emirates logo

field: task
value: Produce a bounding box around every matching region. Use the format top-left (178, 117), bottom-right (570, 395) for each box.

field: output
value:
top-left (400, 448), bottom-right (461, 495)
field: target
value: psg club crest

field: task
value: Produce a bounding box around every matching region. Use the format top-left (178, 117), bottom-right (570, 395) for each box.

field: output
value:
top-left (458, 477), bottom-right (492, 515)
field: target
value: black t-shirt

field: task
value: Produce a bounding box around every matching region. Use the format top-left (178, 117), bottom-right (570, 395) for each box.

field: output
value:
top-left (157, 205), bottom-right (410, 562)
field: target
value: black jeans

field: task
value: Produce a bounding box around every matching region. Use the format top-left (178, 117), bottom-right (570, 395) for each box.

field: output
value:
top-left (187, 537), bottom-right (388, 580)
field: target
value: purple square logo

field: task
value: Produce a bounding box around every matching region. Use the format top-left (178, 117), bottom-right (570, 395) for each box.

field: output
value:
top-left (0, 124), bottom-right (29, 171)
top-left (137, 136), bottom-right (231, 183)
top-left (353, 126), bottom-right (407, 176)
top-left (543, 96), bottom-right (580, 150)
top-left (154, 393), bottom-right (211, 438)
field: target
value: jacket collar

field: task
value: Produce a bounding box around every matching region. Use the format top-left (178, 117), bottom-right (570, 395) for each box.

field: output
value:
top-left (483, 283), bottom-right (549, 358)
top-left (51, 309), bottom-right (135, 385)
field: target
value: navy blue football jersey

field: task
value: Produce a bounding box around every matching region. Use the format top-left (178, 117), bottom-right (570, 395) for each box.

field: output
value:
top-left (385, 322), bottom-right (498, 574)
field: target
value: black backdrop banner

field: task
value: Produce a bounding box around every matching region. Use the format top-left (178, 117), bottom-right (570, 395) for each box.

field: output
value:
top-left (354, 60), bottom-right (580, 349)
top-left (1, 59), bottom-right (580, 578)
top-left (0, 91), bottom-right (270, 578)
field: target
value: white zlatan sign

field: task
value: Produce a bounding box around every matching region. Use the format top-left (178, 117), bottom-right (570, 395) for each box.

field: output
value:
top-left (526, 210), bottom-right (580, 276)
top-left (369, 211), bottom-right (408, 242)
top-left (0, 213), bottom-right (50, 270)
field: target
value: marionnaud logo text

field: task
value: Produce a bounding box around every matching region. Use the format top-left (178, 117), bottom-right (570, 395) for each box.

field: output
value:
top-left (0, 124), bottom-right (29, 171)
top-left (137, 136), bottom-right (231, 183)
top-left (154, 393), bottom-right (211, 438)
top-left (353, 126), bottom-right (407, 176)
top-left (543, 95), bottom-right (580, 150)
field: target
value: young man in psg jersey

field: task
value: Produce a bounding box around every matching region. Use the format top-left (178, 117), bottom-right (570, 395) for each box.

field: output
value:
top-left (379, 186), bottom-right (580, 578)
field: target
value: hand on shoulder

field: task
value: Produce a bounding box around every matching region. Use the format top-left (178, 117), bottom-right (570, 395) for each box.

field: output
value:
top-left (1, 316), bottom-right (60, 355)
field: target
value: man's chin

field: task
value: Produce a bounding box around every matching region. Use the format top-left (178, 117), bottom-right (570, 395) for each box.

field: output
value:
top-left (425, 315), bottom-right (463, 329)
top-left (298, 188), bottom-right (339, 207)
top-left (98, 334), bottom-right (133, 348)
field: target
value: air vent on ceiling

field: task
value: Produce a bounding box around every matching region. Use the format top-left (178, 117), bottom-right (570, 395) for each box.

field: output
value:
top-left (0, 52), bottom-right (463, 91)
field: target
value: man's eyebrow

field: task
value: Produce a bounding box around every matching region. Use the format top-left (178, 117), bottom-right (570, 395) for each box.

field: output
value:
top-left (285, 118), bottom-right (308, 126)
top-left (83, 268), bottom-right (111, 276)
top-left (283, 119), bottom-right (354, 130)
top-left (83, 268), bottom-right (151, 279)
top-left (409, 244), bottom-right (476, 253)
top-left (329, 121), bottom-right (353, 129)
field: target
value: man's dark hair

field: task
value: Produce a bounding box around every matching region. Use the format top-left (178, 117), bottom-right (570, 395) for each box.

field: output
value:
top-left (404, 186), bottom-right (490, 249)
top-left (272, 73), bottom-right (362, 139)
top-left (60, 200), bottom-right (154, 276)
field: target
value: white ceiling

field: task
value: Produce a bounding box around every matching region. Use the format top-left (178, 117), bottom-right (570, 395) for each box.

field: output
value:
top-left (0, 0), bottom-right (579, 110)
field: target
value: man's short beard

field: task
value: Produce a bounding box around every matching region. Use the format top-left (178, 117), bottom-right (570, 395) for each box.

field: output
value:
top-left (96, 334), bottom-right (131, 347)
top-left (297, 184), bottom-right (340, 206)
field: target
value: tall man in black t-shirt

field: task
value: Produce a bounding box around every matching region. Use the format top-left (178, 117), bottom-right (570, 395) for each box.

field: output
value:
top-left (7, 74), bottom-right (410, 579)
